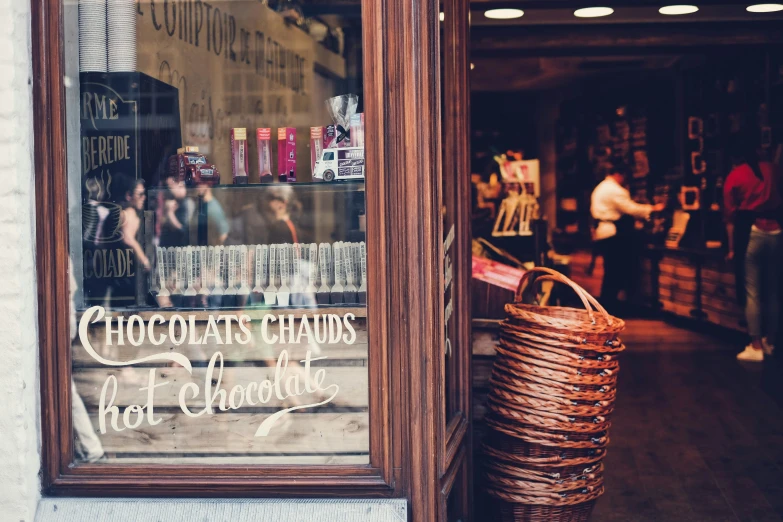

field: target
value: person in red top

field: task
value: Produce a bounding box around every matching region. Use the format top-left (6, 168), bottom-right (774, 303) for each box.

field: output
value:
top-left (724, 136), bottom-right (782, 362)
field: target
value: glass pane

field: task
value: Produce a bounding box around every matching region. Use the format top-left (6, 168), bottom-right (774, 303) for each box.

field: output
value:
top-left (64, 0), bottom-right (368, 466)
top-left (440, 3), bottom-right (463, 428)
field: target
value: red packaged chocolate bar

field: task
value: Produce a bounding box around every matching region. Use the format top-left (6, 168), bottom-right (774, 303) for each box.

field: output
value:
top-left (231, 128), bottom-right (249, 185)
top-left (277, 127), bottom-right (297, 182)
top-left (257, 128), bottom-right (273, 183)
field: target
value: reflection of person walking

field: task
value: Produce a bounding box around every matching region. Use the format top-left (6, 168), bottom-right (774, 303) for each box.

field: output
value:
top-left (70, 259), bottom-right (105, 462)
top-left (590, 163), bottom-right (663, 313)
top-left (724, 138), bottom-right (782, 362)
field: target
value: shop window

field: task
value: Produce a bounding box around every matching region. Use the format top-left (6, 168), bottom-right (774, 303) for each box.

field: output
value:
top-left (64, 0), bottom-right (370, 469)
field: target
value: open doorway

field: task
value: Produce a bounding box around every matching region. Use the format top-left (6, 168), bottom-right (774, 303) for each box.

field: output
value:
top-left (469, 4), bottom-right (783, 521)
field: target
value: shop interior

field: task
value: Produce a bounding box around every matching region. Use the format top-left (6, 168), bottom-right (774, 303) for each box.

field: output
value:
top-left (469, 3), bottom-right (783, 520)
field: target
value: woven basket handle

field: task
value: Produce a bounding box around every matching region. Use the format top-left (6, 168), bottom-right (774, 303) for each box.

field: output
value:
top-left (514, 267), bottom-right (613, 326)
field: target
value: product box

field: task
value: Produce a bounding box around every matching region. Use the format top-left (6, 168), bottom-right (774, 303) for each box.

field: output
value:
top-left (323, 124), bottom-right (337, 149)
top-left (277, 127), bottom-right (297, 182)
top-left (257, 128), bottom-right (273, 183)
top-left (310, 126), bottom-right (324, 176)
top-left (350, 113), bottom-right (365, 148)
top-left (231, 128), bottom-right (249, 185)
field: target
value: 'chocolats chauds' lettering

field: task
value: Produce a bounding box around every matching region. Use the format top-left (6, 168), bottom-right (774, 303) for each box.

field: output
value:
top-left (78, 306), bottom-right (357, 436)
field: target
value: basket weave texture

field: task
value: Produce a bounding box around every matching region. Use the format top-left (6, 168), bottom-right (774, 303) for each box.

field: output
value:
top-left (484, 267), bottom-right (625, 522)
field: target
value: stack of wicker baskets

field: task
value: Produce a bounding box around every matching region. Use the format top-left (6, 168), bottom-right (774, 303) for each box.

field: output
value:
top-left (483, 267), bottom-right (626, 522)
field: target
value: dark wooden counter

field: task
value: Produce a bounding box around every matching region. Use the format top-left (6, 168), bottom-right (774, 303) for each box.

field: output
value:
top-left (641, 245), bottom-right (744, 332)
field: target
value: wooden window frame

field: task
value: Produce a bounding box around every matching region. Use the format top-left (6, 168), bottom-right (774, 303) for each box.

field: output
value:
top-left (32, 0), bottom-right (404, 497)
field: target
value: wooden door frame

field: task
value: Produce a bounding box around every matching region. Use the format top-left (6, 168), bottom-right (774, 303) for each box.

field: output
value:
top-left (32, 0), bottom-right (447, 513)
top-left (438, 0), bottom-right (473, 519)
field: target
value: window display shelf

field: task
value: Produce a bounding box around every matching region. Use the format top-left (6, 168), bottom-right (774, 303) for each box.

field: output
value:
top-left (80, 174), bottom-right (367, 312)
top-left (89, 306), bottom-right (368, 321)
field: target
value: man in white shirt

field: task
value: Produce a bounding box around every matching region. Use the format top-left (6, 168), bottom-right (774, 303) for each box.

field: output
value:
top-left (591, 164), bottom-right (663, 311)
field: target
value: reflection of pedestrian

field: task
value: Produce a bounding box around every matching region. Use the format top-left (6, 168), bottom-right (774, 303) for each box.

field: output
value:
top-left (265, 186), bottom-right (302, 244)
top-left (195, 183), bottom-right (229, 245)
top-left (724, 137), bottom-right (782, 362)
top-left (591, 163), bottom-right (664, 312)
top-left (159, 176), bottom-right (193, 247)
top-left (70, 259), bottom-right (104, 463)
top-left (121, 177), bottom-right (150, 271)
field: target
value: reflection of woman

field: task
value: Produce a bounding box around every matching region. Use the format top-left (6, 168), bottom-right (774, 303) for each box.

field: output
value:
top-left (159, 176), bottom-right (192, 247)
top-left (121, 178), bottom-right (150, 271)
top-left (227, 186), bottom-right (305, 246)
top-left (265, 186), bottom-right (301, 244)
top-left (724, 137), bottom-right (782, 362)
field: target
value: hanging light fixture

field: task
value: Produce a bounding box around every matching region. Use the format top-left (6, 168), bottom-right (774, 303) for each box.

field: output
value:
top-left (574, 7), bottom-right (615, 18)
top-left (746, 3), bottom-right (783, 12)
top-left (484, 8), bottom-right (525, 20)
top-left (659, 5), bottom-right (699, 15)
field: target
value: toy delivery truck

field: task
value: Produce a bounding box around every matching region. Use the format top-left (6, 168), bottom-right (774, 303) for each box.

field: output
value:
top-left (312, 147), bottom-right (365, 182)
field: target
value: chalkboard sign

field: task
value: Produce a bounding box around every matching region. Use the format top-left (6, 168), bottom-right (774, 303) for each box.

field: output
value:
top-left (80, 72), bottom-right (182, 307)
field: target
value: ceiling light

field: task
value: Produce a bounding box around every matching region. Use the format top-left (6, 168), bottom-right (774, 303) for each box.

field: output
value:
top-left (484, 8), bottom-right (524, 20)
top-left (470, 63), bottom-right (475, 70)
top-left (746, 3), bottom-right (783, 12)
top-left (439, 12), bottom-right (445, 22)
top-left (574, 7), bottom-right (614, 18)
top-left (659, 5), bottom-right (699, 15)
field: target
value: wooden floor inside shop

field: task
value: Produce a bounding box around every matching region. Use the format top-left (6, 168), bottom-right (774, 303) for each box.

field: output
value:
top-left (590, 320), bottom-right (783, 522)
top-left (473, 254), bottom-right (783, 521)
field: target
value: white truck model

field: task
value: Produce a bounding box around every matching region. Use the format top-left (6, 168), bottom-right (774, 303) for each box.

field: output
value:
top-left (313, 146), bottom-right (365, 182)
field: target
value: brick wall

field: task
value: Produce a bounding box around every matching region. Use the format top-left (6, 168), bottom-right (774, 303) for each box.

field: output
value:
top-left (0, 0), bottom-right (42, 520)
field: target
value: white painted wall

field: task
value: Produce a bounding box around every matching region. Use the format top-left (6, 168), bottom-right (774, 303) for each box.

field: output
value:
top-left (0, 0), bottom-right (42, 520)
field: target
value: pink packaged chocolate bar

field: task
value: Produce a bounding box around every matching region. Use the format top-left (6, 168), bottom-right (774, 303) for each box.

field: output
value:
top-left (277, 127), bottom-right (296, 182)
top-left (257, 128), bottom-right (273, 183)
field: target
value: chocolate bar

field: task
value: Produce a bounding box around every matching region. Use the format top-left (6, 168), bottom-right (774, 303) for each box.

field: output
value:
top-left (257, 128), bottom-right (273, 183)
top-left (231, 128), bottom-right (249, 185)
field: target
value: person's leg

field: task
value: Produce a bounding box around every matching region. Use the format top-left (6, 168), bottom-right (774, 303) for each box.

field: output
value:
top-left (618, 236), bottom-right (635, 303)
top-left (587, 246), bottom-right (598, 276)
top-left (763, 233), bottom-right (781, 348)
top-left (600, 236), bottom-right (622, 311)
top-left (744, 230), bottom-right (764, 352)
top-left (71, 380), bottom-right (104, 462)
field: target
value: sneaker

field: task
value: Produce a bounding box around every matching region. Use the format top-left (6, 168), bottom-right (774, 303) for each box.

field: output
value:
top-left (762, 338), bottom-right (775, 356)
top-left (737, 345), bottom-right (764, 362)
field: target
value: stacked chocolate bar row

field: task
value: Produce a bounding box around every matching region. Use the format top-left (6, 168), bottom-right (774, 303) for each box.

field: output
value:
top-left (153, 242), bottom-right (367, 309)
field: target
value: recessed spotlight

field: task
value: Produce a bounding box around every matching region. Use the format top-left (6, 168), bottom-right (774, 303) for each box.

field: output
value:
top-left (484, 8), bottom-right (524, 20)
top-left (439, 12), bottom-right (445, 22)
top-left (747, 3), bottom-right (783, 12)
top-left (574, 7), bottom-right (614, 18)
top-left (659, 5), bottom-right (699, 15)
